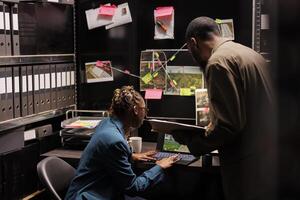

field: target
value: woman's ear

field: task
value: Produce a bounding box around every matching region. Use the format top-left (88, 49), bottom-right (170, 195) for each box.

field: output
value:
top-left (133, 105), bottom-right (139, 115)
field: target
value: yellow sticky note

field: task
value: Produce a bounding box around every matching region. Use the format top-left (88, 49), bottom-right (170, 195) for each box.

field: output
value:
top-left (180, 88), bottom-right (192, 96)
top-left (215, 19), bottom-right (222, 24)
top-left (153, 72), bottom-right (159, 78)
top-left (147, 62), bottom-right (151, 68)
top-left (172, 80), bottom-right (177, 86)
top-left (170, 55), bottom-right (176, 61)
top-left (190, 86), bottom-right (196, 90)
top-left (142, 73), bottom-right (153, 84)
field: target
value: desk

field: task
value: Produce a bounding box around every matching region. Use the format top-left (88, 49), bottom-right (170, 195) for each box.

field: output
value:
top-left (41, 142), bottom-right (224, 199)
top-left (41, 142), bottom-right (157, 166)
top-left (41, 142), bottom-right (220, 168)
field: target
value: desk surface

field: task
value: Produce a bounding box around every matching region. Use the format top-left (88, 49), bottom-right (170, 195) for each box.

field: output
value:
top-left (42, 142), bottom-right (220, 168)
top-left (42, 143), bottom-right (223, 199)
top-left (41, 142), bottom-right (157, 159)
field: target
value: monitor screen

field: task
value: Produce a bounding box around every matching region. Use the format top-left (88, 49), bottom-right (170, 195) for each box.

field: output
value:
top-left (163, 134), bottom-right (190, 153)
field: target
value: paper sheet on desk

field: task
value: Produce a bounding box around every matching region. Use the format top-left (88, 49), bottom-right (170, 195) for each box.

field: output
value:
top-left (106, 3), bottom-right (132, 29)
top-left (85, 4), bottom-right (113, 30)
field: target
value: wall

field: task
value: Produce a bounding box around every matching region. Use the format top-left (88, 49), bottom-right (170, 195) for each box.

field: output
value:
top-left (76, 0), bottom-right (253, 120)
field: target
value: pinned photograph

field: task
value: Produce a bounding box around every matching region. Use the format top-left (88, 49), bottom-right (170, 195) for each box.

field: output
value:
top-left (216, 19), bottom-right (235, 40)
top-left (85, 4), bottom-right (114, 30)
top-left (164, 66), bottom-right (203, 96)
top-left (195, 89), bottom-right (209, 108)
top-left (105, 3), bottom-right (132, 29)
top-left (196, 108), bottom-right (210, 127)
top-left (85, 61), bottom-right (114, 83)
top-left (195, 89), bottom-right (210, 126)
top-left (154, 6), bottom-right (175, 40)
top-left (140, 61), bottom-right (166, 91)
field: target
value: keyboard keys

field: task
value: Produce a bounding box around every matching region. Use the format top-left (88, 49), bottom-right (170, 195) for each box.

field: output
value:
top-left (154, 152), bottom-right (195, 161)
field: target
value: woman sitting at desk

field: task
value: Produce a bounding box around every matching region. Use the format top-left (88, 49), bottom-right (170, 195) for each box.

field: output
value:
top-left (65, 86), bottom-right (178, 200)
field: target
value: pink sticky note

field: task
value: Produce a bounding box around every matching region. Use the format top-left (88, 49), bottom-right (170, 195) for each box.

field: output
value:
top-left (154, 6), bottom-right (174, 18)
top-left (124, 70), bottom-right (130, 74)
top-left (145, 89), bottom-right (163, 100)
top-left (99, 5), bottom-right (117, 16)
top-left (96, 60), bottom-right (103, 67)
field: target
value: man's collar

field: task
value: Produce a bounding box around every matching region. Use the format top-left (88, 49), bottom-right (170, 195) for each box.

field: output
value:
top-left (211, 38), bottom-right (232, 54)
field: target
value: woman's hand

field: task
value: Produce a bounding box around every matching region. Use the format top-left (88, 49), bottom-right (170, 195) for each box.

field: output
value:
top-left (156, 154), bottom-right (179, 169)
top-left (132, 150), bottom-right (157, 162)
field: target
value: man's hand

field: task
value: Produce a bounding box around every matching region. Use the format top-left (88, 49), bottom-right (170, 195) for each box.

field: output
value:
top-left (172, 130), bottom-right (190, 145)
top-left (132, 150), bottom-right (157, 162)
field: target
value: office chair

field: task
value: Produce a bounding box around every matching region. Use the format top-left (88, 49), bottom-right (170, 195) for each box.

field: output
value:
top-left (37, 156), bottom-right (76, 200)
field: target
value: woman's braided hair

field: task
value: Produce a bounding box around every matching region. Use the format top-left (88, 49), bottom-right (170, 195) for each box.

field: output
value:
top-left (109, 86), bottom-right (143, 119)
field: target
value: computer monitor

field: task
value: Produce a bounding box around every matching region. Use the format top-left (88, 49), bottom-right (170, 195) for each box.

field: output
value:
top-left (156, 133), bottom-right (190, 154)
top-left (162, 134), bottom-right (190, 153)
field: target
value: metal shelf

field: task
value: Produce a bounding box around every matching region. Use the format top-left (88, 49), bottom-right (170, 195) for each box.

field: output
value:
top-left (0, 105), bottom-right (75, 134)
top-left (0, 54), bottom-right (74, 67)
top-left (18, 0), bottom-right (74, 5)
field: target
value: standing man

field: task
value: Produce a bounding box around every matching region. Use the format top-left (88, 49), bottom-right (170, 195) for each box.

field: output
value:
top-left (174, 17), bottom-right (276, 200)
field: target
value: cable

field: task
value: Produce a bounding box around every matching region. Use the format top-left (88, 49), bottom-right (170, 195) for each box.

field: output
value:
top-left (96, 43), bottom-right (188, 84)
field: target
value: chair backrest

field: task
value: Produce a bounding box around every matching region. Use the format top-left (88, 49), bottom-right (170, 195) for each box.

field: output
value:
top-left (37, 156), bottom-right (76, 200)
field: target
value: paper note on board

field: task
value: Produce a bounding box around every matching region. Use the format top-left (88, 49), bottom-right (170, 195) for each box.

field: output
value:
top-left (154, 6), bottom-right (174, 39)
top-left (105, 2), bottom-right (132, 29)
top-left (145, 89), bottom-right (163, 100)
top-left (141, 72), bottom-right (153, 84)
top-left (85, 4), bottom-right (113, 30)
top-left (154, 6), bottom-right (174, 18)
top-left (180, 88), bottom-right (192, 96)
top-left (99, 4), bottom-right (117, 16)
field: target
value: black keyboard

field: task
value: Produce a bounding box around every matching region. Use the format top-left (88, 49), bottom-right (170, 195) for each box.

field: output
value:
top-left (154, 152), bottom-right (196, 162)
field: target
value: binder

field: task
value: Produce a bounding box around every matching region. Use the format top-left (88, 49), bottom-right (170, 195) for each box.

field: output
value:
top-left (39, 65), bottom-right (46, 112)
top-left (0, 2), bottom-right (5, 56)
top-left (21, 66), bottom-right (28, 116)
top-left (5, 67), bottom-right (14, 120)
top-left (12, 4), bottom-right (19, 55)
top-left (44, 65), bottom-right (51, 111)
top-left (27, 65), bottom-right (34, 115)
top-left (55, 64), bottom-right (63, 108)
top-left (66, 63), bottom-right (72, 106)
top-left (70, 63), bottom-right (76, 105)
top-left (50, 64), bottom-right (57, 110)
top-left (3, 3), bottom-right (11, 56)
top-left (0, 67), bottom-right (6, 121)
top-left (13, 66), bottom-right (21, 118)
top-left (33, 65), bottom-right (40, 114)
top-left (61, 64), bottom-right (67, 108)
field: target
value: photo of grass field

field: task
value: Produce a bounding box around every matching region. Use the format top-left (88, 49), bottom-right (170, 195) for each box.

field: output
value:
top-left (164, 66), bottom-right (203, 95)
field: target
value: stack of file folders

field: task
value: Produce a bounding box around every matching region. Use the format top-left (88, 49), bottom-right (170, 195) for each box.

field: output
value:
top-left (60, 116), bottom-right (103, 149)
